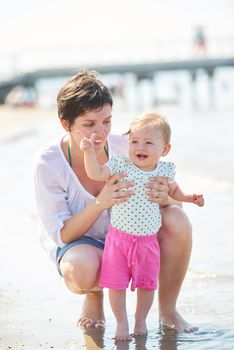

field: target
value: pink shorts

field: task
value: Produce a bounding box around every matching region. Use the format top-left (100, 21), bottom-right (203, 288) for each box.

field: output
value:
top-left (99, 225), bottom-right (160, 291)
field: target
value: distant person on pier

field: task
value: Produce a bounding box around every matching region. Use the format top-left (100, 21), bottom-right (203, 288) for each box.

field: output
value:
top-left (5, 85), bottom-right (36, 107)
top-left (193, 25), bottom-right (207, 57)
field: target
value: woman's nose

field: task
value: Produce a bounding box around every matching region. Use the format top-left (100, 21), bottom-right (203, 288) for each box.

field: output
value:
top-left (95, 126), bottom-right (105, 138)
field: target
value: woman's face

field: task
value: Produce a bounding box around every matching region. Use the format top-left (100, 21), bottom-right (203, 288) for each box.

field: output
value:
top-left (70, 104), bottom-right (112, 154)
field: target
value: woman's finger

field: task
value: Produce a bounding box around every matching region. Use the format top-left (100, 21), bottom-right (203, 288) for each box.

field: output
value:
top-left (112, 197), bottom-right (130, 205)
top-left (112, 181), bottom-right (134, 192)
top-left (149, 176), bottom-right (168, 184)
top-left (145, 183), bottom-right (164, 191)
top-left (107, 172), bottom-right (127, 185)
top-left (113, 190), bottom-right (134, 199)
top-left (146, 190), bottom-right (165, 198)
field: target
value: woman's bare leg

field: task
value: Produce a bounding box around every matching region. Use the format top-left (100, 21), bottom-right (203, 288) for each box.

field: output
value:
top-left (134, 289), bottom-right (155, 336)
top-left (158, 205), bottom-right (197, 332)
top-left (60, 244), bottom-right (105, 328)
top-left (109, 289), bottom-right (132, 341)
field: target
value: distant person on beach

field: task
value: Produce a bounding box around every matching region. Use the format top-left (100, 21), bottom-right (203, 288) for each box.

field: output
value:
top-left (5, 85), bottom-right (36, 107)
top-left (34, 70), bottom-right (198, 335)
top-left (80, 112), bottom-right (204, 340)
top-left (193, 25), bottom-right (207, 57)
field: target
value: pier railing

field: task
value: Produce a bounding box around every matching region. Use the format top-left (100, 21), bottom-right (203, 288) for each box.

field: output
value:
top-left (1, 37), bottom-right (234, 79)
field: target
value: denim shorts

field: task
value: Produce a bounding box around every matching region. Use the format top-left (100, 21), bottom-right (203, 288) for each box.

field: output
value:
top-left (56, 236), bottom-right (105, 277)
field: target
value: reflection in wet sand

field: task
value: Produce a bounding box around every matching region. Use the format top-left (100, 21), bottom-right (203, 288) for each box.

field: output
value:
top-left (158, 327), bottom-right (178, 350)
top-left (82, 327), bottom-right (105, 349)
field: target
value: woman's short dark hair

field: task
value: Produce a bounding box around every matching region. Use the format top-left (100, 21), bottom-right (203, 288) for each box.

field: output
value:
top-left (57, 70), bottom-right (113, 127)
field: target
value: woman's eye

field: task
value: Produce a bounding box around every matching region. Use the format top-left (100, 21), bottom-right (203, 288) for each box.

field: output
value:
top-left (83, 124), bottom-right (94, 127)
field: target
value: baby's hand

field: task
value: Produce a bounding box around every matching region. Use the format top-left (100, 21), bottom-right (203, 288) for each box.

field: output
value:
top-left (192, 194), bottom-right (204, 207)
top-left (80, 137), bottom-right (92, 152)
top-left (79, 133), bottom-right (97, 152)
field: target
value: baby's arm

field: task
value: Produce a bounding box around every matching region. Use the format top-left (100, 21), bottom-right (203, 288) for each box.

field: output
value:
top-left (168, 181), bottom-right (204, 207)
top-left (80, 133), bottom-right (111, 181)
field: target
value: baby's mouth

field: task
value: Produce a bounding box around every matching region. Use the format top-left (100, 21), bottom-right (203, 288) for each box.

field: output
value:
top-left (136, 153), bottom-right (148, 160)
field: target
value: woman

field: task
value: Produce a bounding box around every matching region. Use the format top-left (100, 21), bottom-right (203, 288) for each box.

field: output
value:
top-left (34, 70), bottom-right (195, 333)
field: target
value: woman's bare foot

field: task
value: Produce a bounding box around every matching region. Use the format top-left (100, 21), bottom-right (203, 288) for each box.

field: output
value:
top-left (133, 319), bottom-right (148, 336)
top-left (77, 291), bottom-right (105, 329)
top-left (159, 309), bottom-right (198, 333)
top-left (113, 321), bottom-right (132, 341)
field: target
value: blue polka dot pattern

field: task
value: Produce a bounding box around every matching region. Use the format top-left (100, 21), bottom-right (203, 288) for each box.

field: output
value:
top-left (106, 155), bottom-right (176, 235)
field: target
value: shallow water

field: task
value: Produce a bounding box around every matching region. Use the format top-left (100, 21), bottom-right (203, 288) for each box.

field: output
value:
top-left (1, 102), bottom-right (234, 349)
top-left (74, 325), bottom-right (234, 350)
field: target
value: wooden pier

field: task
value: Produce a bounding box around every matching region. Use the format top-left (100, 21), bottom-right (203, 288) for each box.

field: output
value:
top-left (0, 56), bottom-right (234, 104)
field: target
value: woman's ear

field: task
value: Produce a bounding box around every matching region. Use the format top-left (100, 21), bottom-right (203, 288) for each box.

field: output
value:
top-left (60, 118), bottom-right (70, 132)
top-left (162, 143), bottom-right (171, 157)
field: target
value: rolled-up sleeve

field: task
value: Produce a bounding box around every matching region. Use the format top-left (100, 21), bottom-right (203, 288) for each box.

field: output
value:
top-left (34, 157), bottom-right (71, 248)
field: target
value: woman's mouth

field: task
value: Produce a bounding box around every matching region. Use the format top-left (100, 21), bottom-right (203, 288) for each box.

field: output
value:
top-left (93, 138), bottom-right (103, 146)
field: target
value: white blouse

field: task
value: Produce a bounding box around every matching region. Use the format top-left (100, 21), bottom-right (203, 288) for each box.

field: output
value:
top-left (33, 134), bottom-right (128, 261)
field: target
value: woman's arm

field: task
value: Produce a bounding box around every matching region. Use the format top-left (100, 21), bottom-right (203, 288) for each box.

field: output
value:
top-left (61, 173), bottom-right (134, 243)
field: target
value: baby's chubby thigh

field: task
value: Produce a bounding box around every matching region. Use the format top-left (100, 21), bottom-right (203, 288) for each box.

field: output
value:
top-left (99, 227), bottom-right (131, 290)
top-left (135, 234), bottom-right (160, 290)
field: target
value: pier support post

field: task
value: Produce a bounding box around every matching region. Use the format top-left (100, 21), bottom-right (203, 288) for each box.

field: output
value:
top-left (190, 70), bottom-right (198, 108)
top-left (206, 67), bottom-right (215, 108)
top-left (136, 73), bottom-right (155, 110)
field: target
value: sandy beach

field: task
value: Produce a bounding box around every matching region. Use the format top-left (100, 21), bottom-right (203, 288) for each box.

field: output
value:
top-left (1, 105), bottom-right (234, 350)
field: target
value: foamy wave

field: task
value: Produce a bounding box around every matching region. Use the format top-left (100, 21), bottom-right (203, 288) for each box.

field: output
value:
top-left (188, 270), bottom-right (234, 281)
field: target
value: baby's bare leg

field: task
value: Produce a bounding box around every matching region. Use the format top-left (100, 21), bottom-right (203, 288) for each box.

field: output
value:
top-left (109, 289), bottom-right (132, 341)
top-left (134, 289), bottom-right (155, 336)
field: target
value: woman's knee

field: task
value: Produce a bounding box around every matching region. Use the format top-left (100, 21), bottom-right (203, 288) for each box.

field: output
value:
top-left (60, 251), bottom-right (102, 293)
top-left (159, 205), bottom-right (192, 239)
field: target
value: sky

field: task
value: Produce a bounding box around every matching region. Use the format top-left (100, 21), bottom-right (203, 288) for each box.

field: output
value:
top-left (0, 0), bottom-right (234, 72)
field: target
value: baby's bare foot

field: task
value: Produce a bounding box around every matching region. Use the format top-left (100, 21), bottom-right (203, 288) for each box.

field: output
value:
top-left (113, 321), bottom-right (132, 341)
top-left (133, 319), bottom-right (148, 336)
top-left (159, 310), bottom-right (198, 333)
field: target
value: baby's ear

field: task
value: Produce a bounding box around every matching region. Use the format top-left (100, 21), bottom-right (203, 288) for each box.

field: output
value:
top-left (162, 143), bottom-right (171, 157)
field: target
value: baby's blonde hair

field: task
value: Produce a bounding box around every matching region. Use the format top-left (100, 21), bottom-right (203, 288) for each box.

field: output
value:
top-left (126, 112), bottom-right (171, 144)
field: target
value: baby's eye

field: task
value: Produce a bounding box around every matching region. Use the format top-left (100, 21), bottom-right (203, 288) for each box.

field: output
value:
top-left (146, 141), bottom-right (153, 145)
top-left (131, 140), bottom-right (137, 144)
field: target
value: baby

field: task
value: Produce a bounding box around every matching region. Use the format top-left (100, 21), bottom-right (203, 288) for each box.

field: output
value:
top-left (80, 112), bottom-right (204, 340)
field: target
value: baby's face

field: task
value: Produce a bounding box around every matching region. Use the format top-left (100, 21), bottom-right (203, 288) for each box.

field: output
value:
top-left (128, 127), bottom-right (169, 171)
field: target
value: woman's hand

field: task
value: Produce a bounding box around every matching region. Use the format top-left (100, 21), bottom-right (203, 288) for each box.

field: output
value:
top-left (95, 173), bottom-right (134, 210)
top-left (145, 176), bottom-right (170, 206)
